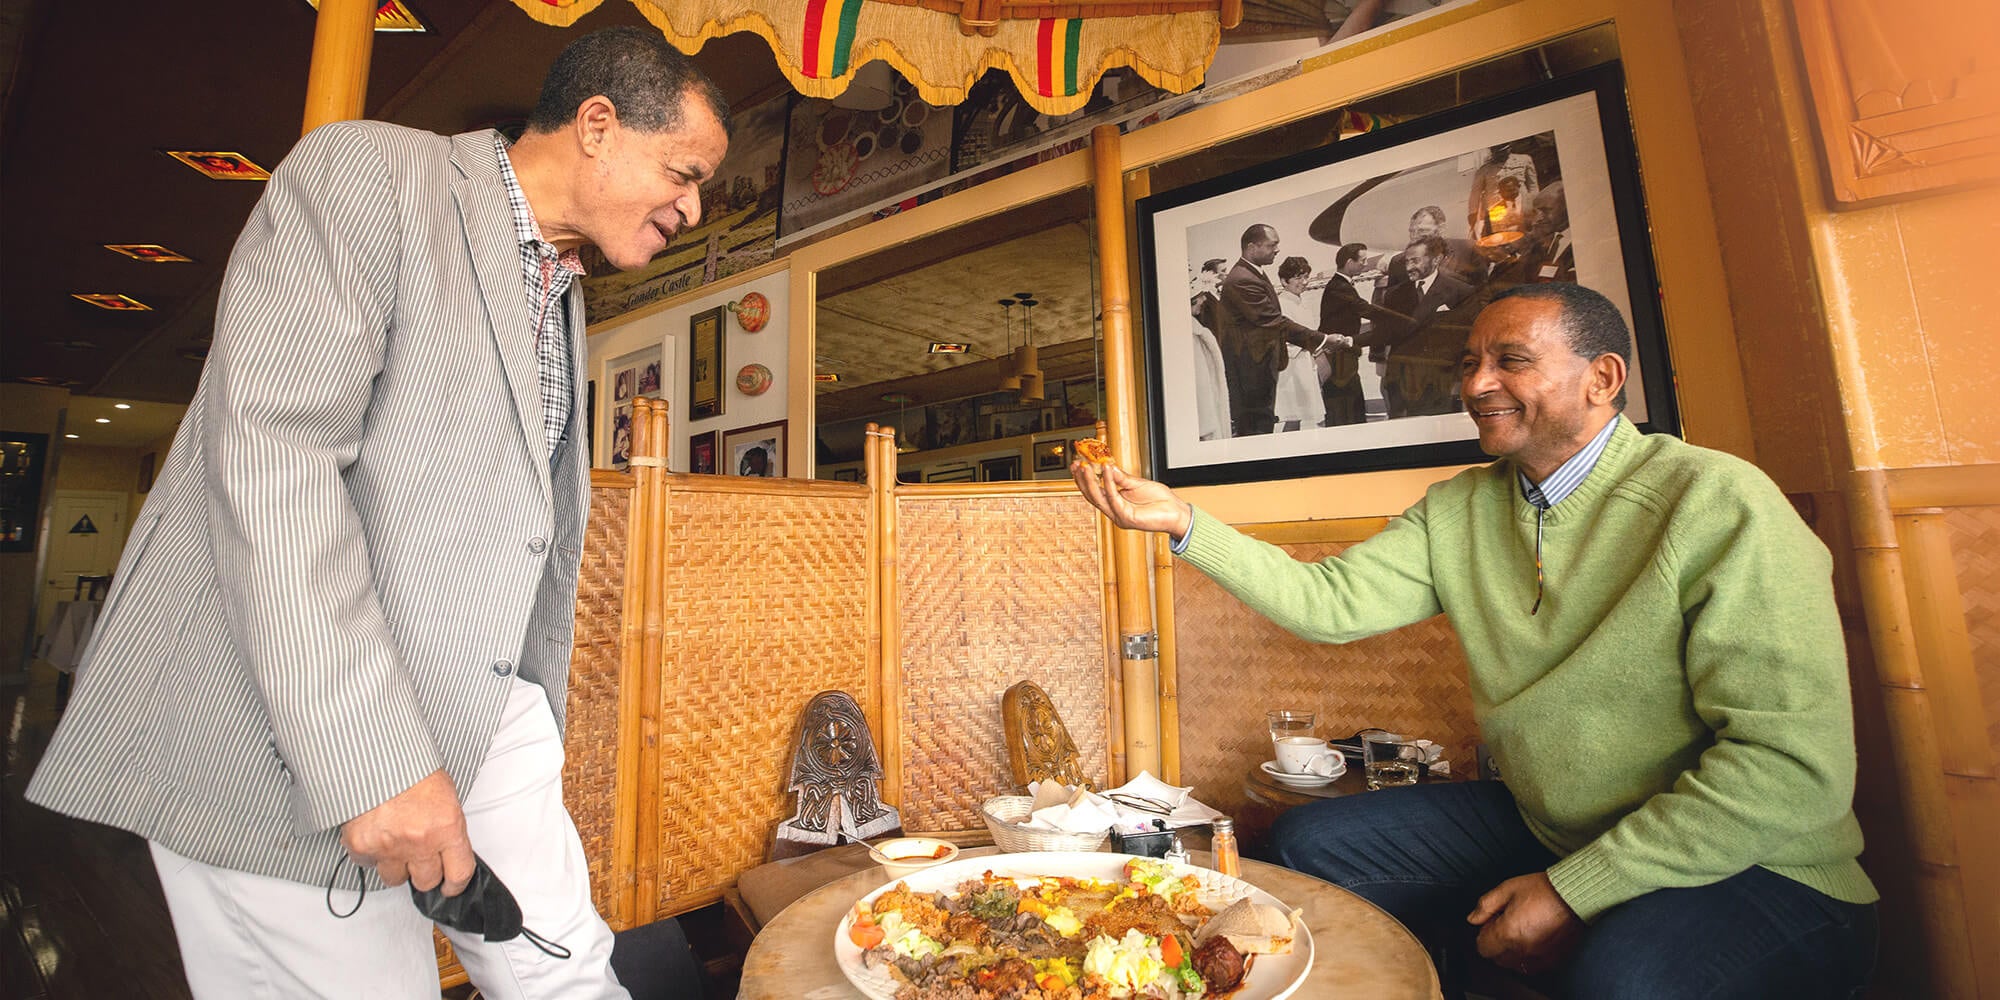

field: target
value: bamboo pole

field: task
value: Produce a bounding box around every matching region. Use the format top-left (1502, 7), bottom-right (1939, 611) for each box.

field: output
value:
top-left (870, 424), bottom-right (906, 808)
top-left (301, 0), bottom-right (375, 135)
top-left (1090, 124), bottom-right (1161, 778)
top-left (609, 460), bottom-right (648, 929)
top-left (1099, 508), bottom-right (1127, 787)
top-left (1154, 533), bottom-right (1180, 786)
top-left (1896, 509), bottom-right (2000, 994)
top-left (630, 397), bottom-right (671, 921)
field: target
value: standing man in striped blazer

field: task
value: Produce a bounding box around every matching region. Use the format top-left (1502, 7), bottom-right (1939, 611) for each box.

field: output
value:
top-left (27, 28), bottom-right (730, 999)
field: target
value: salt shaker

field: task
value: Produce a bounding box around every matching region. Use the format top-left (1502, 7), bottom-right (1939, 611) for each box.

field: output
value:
top-left (1164, 835), bottom-right (1191, 866)
top-left (1210, 818), bottom-right (1240, 877)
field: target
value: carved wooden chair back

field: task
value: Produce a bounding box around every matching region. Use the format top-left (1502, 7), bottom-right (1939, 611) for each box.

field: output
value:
top-left (1001, 680), bottom-right (1089, 792)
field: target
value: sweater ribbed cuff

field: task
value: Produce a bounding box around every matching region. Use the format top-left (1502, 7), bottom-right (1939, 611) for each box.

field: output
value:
top-left (1545, 840), bottom-right (1643, 922)
top-left (1178, 507), bottom-right (1233, 572)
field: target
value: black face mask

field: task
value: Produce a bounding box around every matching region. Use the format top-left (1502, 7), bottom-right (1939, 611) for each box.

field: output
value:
top-left (327, 853), bottom-right (571, 959)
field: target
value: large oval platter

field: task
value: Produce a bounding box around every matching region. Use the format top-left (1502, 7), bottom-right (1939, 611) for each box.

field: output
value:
top-left (833, 851), bottom-right (1313, 1000)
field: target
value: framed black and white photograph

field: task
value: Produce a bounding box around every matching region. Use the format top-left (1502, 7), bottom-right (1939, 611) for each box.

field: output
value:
top-left (724, 419), bottom-right (786, 478)
top-left (1137, 63), bottom-right (1675, 487)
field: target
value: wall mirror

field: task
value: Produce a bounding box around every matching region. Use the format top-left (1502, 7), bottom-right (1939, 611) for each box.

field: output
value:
top-left (812, 187), bottom-right (1105, 483)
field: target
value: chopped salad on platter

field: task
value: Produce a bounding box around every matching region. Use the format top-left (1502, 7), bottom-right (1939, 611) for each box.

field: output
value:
top-left (837, 855), bottom-right (1303, 1000)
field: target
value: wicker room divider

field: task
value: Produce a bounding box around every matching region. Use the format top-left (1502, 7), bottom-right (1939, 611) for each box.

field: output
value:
top-left (1159, 517), bottom-right (1481, 846)
top-left (548, 402), bottom-right (1127, 930)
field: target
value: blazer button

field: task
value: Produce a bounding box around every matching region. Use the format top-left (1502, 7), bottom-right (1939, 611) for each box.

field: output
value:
top-left (527, 537), bottom-right (547, 555)
top-left (491, 659), bottom-right (514, 677)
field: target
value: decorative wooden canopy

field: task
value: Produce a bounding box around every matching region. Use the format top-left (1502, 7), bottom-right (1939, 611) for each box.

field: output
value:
top-left (506, 0), bottom-right (1231, 114)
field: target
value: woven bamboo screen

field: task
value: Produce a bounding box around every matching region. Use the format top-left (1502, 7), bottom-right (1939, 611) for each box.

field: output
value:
top-left (1945, 507), bottom-right (2000, 774)
top-left (1167, 521), bottom-right (1477, 840)
top-left (647, 476), bottom-right (876, 918)
top-left (892, 487), bottom-right (1117, 833)
top-left (441, 472), bottom-right (638, 988)
top-left (566, 474), bottom-right (636, 921)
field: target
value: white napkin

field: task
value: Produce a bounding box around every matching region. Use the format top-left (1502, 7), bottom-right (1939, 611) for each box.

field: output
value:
top-left (1020, 784), bottom-right (1120, 834)
top-left (1109, 770), bottom-right (1192, 809)
top-left (1410, 740), bottom-right (1451, 776)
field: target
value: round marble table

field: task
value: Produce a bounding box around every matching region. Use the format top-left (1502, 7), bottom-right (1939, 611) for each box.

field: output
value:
top-left (738, 846), bottom-right (1441, 999)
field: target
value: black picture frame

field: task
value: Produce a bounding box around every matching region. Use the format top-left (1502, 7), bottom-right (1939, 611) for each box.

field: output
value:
top-left (0, 432), bottom-right (50, 553)
top-left (1137, 62), bottom-right (1676, 487)
top-left (688, 306), bottom-right (727, 422)
top-left (979, 455), bottom-right (1022, 482)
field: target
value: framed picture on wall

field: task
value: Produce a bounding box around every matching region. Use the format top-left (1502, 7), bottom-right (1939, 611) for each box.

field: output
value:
top-left (1137, 62), bottom-right (1675, 487)
top-left (979, 455), bottom-right (1022, 482)
top-left (0, 432), bottom-right (49, 552)
top-left (688, 306), bottom-right (727, 422)
top-left (925, 465), bottom-right (976, 484)
top-left (688, 430), bottom-right (718, 475)
top-left (724, 420), bottom-right (785, 478)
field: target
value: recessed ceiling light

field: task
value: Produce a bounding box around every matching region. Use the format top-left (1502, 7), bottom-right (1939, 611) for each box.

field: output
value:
top-left (814, 373), bottom-right (840, 383)
top-left (72, 293), bottom-right (152, 311)
top-left (114, 403), bottom-right (132, 409)
top-left (164, 149), bottom-right (270, 181)
top-left (303, 0), bottom-right (428, 31)
top-left (94, 418), bottom-right (111, 424)
top-left (928, 343), bottom-right (969, 354)
top-left (104, 243), bottom-right (194, 263)
top-left (64, 433), bottom-right (79, 439)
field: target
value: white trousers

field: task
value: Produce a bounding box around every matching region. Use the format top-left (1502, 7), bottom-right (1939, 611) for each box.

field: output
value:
top-left (150, 678), bottom-right (627, 1000)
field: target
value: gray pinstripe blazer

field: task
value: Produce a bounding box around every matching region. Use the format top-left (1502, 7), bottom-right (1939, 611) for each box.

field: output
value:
top-left (27, 122), bottom-right (590, 888)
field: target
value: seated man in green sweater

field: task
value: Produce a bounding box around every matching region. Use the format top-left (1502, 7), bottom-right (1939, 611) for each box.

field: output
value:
top-left (1071, 283), bottom-right (1877, 998)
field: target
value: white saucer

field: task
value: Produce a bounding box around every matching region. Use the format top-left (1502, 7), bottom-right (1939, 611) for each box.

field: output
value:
top-left (1261, 760), bottom-right (1343, 786)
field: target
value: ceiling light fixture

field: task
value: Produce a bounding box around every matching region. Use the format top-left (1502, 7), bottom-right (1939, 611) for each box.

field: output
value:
top-left (814, 372), bottom-right (841, 383)
top-left (64, 433), bottom-right (79, 439)
top-left (996, 299), bottom-right (1022, 392)
top-left (73, 293), bottom-right (152, 311)
top-left (928, 343), bottom-right (968, 354)
top-left (1014, 292), bottom-right (1045, 403)
top-left (94, 418), bottom-right (110, 424)
top-left (104, 243), bottom-right (194, 263)
top-left (114, 403), bottom-right (132, 409)
top-left (881, 392), bottom-right (918, 453)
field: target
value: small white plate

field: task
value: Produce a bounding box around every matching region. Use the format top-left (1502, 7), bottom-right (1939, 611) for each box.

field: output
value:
top-left (1261, 759), bottom-right (1342, 786)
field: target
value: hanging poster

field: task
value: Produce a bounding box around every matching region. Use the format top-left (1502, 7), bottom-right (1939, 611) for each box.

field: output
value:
top-left (779, 87), bottom-right (952, 241)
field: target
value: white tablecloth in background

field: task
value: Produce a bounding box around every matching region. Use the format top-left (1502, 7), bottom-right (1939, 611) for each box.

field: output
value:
top-left (38, 599), bottom-right (102, 674)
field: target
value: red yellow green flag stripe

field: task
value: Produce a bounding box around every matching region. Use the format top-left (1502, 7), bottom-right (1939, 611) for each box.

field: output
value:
top-left (801, 0), bottom-right (864, 79)
top-left (1034, 18), bottom-right (1083, 98)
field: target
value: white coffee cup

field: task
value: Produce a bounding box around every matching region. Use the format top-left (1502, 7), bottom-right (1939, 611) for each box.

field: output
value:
top-left (1274, 735), bottom-right (1344, 776)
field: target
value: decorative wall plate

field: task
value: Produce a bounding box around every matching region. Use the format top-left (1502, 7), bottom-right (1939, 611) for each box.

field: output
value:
top-left (735, 363), bottom-right (774, 396)
top-left (730, 291), bottom-right (771, 332)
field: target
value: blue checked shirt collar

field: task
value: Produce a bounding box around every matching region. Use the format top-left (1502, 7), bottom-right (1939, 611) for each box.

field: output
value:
top-left (1519, 414), bottom-right (1621, 511)
top-left (493, 133), bottom-right (583, 463)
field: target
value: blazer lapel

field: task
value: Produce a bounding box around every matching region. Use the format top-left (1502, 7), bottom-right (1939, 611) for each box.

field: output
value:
top-left (449, 131), bottom-right (550, 504)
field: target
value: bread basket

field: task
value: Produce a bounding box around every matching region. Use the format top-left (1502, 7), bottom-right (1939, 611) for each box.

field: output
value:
top-left (980, 795), bottom-right (1111, 853)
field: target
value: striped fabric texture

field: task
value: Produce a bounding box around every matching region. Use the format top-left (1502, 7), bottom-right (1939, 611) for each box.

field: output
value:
top-left (801, 0), bottom-right (863, 78)
top-left (1034, 18), bottom-right (1083, 98)
top-left (26, 122), bottom-right (591, 889)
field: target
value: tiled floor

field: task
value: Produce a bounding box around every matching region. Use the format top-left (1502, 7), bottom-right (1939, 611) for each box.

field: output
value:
top-left (0, 662), bottom-right (738, 999)
top-left (0, 664), bottom-right (189, 999)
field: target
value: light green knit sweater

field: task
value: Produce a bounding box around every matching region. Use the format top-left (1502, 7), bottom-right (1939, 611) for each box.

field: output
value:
top-left (1178, 419), bottom-right (1878, 920)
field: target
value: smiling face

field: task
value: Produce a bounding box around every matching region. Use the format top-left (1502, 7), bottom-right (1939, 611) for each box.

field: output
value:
top-left (577, 90), bottom-right (729, 271)
top-left (1405, 241), bottom-right (1438, 282)
top-left (1458, 297), bottom-right (1624, 481)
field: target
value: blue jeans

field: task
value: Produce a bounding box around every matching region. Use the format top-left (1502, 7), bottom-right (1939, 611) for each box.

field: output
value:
top-left (1268, 781), bottom-right (1877, 999)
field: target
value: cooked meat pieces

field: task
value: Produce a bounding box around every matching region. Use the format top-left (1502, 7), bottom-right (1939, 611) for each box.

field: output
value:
top-left (1192, 936), bottom-right (1246, 991)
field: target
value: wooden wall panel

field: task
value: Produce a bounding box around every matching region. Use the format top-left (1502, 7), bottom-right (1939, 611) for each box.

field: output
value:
top-left (1945, 506), bottom-right (2000, 772)
top-left (1791, 0), bottom-right (2000, 204)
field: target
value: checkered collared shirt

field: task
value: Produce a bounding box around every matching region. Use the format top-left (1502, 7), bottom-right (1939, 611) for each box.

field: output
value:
top-left (493, 133), bottom-right (585, 463)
